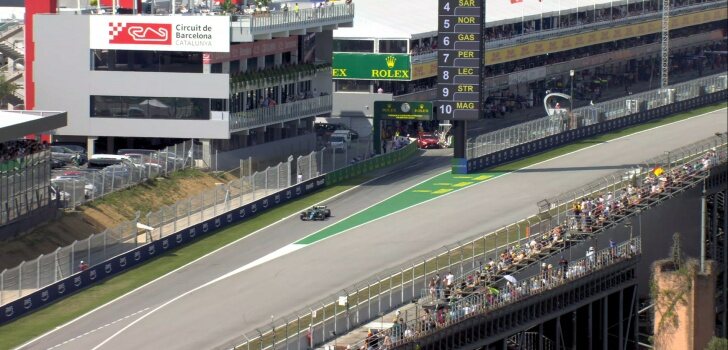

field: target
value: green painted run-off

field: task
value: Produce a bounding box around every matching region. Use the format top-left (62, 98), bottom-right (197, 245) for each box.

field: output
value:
top-left (296, 171), bottom-right (503, 244)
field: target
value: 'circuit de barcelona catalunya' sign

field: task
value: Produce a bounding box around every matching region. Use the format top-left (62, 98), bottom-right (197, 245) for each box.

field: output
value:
top-left (90, 15), bottom-right (230, 52)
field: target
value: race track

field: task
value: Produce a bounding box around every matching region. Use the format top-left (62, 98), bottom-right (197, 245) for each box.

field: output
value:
top-left (19, 109), bottom-right (727, 350)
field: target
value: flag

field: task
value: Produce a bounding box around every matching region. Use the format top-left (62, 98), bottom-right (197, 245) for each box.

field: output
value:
top-left (653, 167), bottom-right (664, 176)
top-left (511, 0), bottom-right (523, 3)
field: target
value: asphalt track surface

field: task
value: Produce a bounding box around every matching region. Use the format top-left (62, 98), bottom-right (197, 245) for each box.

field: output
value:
top-left (19, 109), bottom-right (727, 350)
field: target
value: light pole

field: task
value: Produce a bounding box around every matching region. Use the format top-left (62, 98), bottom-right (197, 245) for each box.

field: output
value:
top-left (569, 70), bottom-right (575, 111)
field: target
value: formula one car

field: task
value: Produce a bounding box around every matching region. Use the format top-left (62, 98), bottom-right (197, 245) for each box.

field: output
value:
top-left (300, 205), bottom-right (332, 221)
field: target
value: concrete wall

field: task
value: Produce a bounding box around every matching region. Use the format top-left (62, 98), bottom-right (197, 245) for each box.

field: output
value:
top-left (215, 133), bottom-right (316, 170)
top-left (33, 14), bottom-right (230, 139)
top-left (332, 91), bottom-right (392, 118)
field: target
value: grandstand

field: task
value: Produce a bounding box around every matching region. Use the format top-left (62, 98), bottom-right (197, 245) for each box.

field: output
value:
top-left (0, 109), bottom-right (66, 239)
top-left (321, 135), bottom-right (727, 350)
top-left (332, 0), bottom-right (727, 132)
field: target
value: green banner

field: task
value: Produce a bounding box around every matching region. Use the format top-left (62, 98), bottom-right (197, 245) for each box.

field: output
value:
top-left (374, 101), bottom-right (434, 121)
top-left (332, 53), bottom-right (412, 81)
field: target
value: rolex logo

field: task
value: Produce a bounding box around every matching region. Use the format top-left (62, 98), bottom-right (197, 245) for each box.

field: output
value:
top-left (385, 56), bottom-right (397, 69)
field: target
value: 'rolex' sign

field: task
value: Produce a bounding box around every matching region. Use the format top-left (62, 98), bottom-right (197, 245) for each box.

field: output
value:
top-left (332, 53), bottom-right (412, 81)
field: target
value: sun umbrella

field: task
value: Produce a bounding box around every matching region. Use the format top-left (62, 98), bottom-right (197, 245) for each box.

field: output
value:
top-left (503, 275), bottom-right (517, 284)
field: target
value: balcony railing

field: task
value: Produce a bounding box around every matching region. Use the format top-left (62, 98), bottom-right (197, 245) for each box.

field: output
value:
top-left (230, 63), bottom-right (331, 93)
top-left (485, 0), bottom-right (723, 49)
top-left (229, 94), bottom-right (332, 131)
top-left (235, 3), bottom-right (354, 35)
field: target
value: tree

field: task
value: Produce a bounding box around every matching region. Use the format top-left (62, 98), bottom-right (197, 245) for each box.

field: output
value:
top-left (0, 74), bottom-right (18, 109)
top-left (706, 337), bottom-right (728, 350)
top-left (220, 0), bottom-right (237, 14)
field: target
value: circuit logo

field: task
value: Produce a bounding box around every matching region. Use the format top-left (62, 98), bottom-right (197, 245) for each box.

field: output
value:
top-left (108, 22), bottom-right (172, 45)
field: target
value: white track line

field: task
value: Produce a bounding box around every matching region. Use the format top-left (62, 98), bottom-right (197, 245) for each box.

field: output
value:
top-left (88, 108), bottom-right (728, 349)
top-left (18, 107), bottom-right (726, 350)
top-left (15, 164), bottom-right (412, 350)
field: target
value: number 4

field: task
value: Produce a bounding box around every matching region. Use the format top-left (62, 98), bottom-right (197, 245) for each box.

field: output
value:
top-left (443, 2), bottom-right (450, 11)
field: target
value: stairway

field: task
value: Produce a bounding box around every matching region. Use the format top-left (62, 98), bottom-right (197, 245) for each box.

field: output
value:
top-left (0, 21), bottom-right (26, 108)
top-left (0, 42), bottom-right (23, 61)
top-left (0, 22), bottom-right (22, 43)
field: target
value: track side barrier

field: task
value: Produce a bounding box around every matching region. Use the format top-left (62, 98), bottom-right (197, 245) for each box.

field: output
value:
top-left (464, 87), bottom-right (728, 174)
top-left (0, 142), bottom-right (418, 325)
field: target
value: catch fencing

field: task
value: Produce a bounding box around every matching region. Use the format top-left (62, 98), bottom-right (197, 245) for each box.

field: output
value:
top-left (52, 140), bottom-right (200, 210)
top-left (1, 150), bottom-right (51, 227)
top-left (227, 135), bottom-right (726, 350)
top-left (466, 73), bottom-right (727, 159)
top-left (0, 157), bottom-right (292, 306)
top-left (296, 136), bottom-right (375, 183)
top-left (0, 140), bottom-right (418, 308)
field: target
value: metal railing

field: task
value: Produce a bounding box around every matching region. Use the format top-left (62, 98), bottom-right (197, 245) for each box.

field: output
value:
top-left (466, 73), bottom-right (728, 159)
top-left (52, 140), bottom-right (199, 210)
top-left (1, 150), bottom-right (51, 226)
top-left (243, 3), bottom-right (355, 34)
top-left (230, 95), bottom-right (332, 131)
top-left (296, 136), bottom-right (376, 183)
top-left (351, 238), bottom-right (642, 350)
top-left (0, 157), bottom-right (293, 306)
top-left (485, 0), bottom-right (723, 49)
top-left (227, 136), bottom-right (726, 350)
top-left (0, 135), bottom-right (416, 307)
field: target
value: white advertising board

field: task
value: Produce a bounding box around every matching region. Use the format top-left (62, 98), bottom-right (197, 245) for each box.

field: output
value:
top-left (90, 15), bottom-right (230, 52)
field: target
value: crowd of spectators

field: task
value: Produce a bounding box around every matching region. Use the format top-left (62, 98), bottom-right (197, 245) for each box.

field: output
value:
top-left (0, 139), bottom-right (48, 165)
top-left (570, 148), bottom-right (721, 234)
top-left (352, 146), bottom-right (723, 350)
top-left (482, 0), bottom-right (720, 43)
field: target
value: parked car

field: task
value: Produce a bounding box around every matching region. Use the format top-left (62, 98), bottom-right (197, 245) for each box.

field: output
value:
top-left (51, 177), bottom-right (96, 199)
top-left (50, 158), bottom-right (66, 169)
top-left (51, 146), bottom-right (81, 165)
top-left (88, 154), bottom-right (134, 168)
top-left (417, 133), bottom-right (441, 149)
top-left (315, 123), bottom-right (359, 140)
top-left (329, 135), bottom-right (348, 152)
top-left (52, 143), bottom-right (87, 164)
top-left (121, 153), bottom-right (162, 178)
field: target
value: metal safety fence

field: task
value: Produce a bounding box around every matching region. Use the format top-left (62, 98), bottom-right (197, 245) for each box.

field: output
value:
top-left (1, 150), bottom-right (51, 226)
top-left (466, 73), bottom-right (727, 159)
top-left (296, 136), bottom-right (376, 183)
top-left (0, 157), bottom-right (292, 306)
top-left (52, 140), bottom-right (200, 211)
top-left (0, 218), bottom-right (139, 306)
top-left (348, 238), bottom-right (642, 350)
top-left (227, 135), bottom-right (726, 350)
top-left (245, 3), bottom-right (355, 34)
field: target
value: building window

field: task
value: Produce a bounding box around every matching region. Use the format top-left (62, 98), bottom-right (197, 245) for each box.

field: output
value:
top-left (265, 55), bottom-right (275, 69)
top-left (247, 57), bottom-right (258, 71)
top-left (91, 50), bottom-right (204, 73)
top-left (335, 79), bottom-right (370, 92)
top-left (90, 96), bottom-right (212, 120)
top-left (211, 63), bottom-right (223, 73)
top-left (333, 39), bottom-right (374, 53)
top-left (378, 40), bottom-right (407, 54)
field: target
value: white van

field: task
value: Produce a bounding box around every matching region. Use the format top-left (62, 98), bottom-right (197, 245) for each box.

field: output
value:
top-left (331, 130), bottom-right (352, 143)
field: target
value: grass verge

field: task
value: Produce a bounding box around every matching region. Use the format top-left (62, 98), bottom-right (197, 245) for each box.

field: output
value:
top-left (0, 176), bottom-right (370, 350)
top-left (1, 102), bottom-right (725, 350)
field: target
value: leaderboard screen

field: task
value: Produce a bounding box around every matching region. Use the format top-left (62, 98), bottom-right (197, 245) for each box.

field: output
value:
top-left (436, 0), bottom-right (484, 120)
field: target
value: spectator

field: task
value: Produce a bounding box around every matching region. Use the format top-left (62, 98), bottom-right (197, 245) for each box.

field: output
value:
top-left (79, 260), bottom-right (89, 272)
